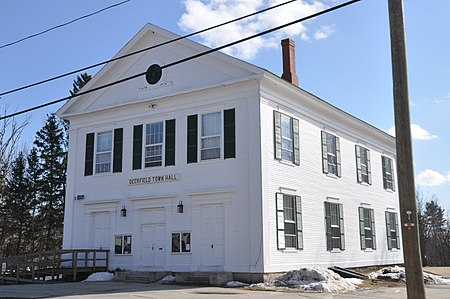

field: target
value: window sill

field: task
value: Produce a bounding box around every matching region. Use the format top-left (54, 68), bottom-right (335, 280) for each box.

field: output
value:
top-left (384, 188), bottom-right (395, 193)
top-left (358, 182), bottom-right (371, 187)
top-left (364, 249), bottom-right (374, 252)
top-left (329, 249), bottom-right (343, 253)
top-left (325, 173), bottom-right (339, 179)
top-left (278, 159), bottom-right (296, 167)
top-left (280, 248), bottom-right (301, 253)
top-left (171, 252), bottom-right (192, 255)
top-left (114, 254), bottom-right (132, 256)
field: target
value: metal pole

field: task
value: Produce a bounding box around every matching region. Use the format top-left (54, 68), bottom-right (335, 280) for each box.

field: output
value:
top-left (387, 0), bottom-right (426, 298)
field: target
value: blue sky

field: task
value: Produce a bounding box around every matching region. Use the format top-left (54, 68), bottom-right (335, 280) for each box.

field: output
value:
top-left (0, 0), bottom-right (449, 211)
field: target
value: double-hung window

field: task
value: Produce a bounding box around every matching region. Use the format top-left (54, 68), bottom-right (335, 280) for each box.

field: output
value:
top-left (96, 131), bottom-right (113, 173)
top-left (201, 112), bottom-right (221, 160)
top-left (359, 207), bottom-right (376, 250)
top-left (321, 131), bottom-right (341, 177)
top-left (356, 145), bottom-right (371, 184)
top-left (276, 193), bottom-right (303, 250)
top-left (171, 232), bottom-right (191, 253)
top-left (385, 211), bottom-right (400, 250)
top-left (382, 156), bottom-right (395, 191)
top-left (324, 201), bottom-right (345, 250)
top-left (132, 119), bottom-right (176, 170)
top-left (145, 122), bottom-right (164, 167)
top-left (273, 111), bottom-right (300, 165)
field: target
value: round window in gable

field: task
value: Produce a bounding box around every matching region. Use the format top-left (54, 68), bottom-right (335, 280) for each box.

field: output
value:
top-left (145, 64), bottom-right (162, 85)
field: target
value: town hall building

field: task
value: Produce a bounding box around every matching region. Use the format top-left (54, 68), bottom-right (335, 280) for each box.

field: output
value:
top-left (57, 23), bottom-right (403, 282)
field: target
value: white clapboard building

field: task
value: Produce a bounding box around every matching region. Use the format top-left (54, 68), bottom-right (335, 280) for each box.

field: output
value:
top-left (57, 23), bottom-right (403, 281)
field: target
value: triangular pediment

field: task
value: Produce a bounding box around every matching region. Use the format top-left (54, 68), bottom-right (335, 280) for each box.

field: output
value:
top-left (57, 23), bottom-right (263, 117)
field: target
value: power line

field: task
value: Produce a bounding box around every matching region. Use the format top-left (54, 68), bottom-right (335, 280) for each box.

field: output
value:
top-left (0, 0), bottom-right (361, 121)
top-left (0, 0), bottom-right (297, 97)
top-left (0, 0), bottom-right (132, 50)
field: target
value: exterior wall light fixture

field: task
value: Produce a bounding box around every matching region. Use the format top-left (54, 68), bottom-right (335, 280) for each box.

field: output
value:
top-left (177, 201), bottom-right (184, 213)
top-left (120, 205), bottom-right (127, 217)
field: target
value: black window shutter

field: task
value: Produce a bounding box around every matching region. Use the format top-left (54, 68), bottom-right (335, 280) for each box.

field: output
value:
top-left (113, 128), bottom-right (123, 173)
top-left (382, 156), bottom-right (388, 189)
top-left (295, 196), bottom-right (303, 249)
top-left (385, 212), bottom-right (392, 250)
top-left (359, 207), bottom-right (366, 250)
top-left (84, 133), bottom-right (95, 176)
top-left (293, 118), bottom-right (300, 165)
top-left (224, 109), bottom-right (236, 159)
top-left (367, 149), bottom-right (372, 185)
top-left (370, 208), bottom-right (376, 249)
top-left (324, 202), bottom-right (332, 251)
top-left (338, 203), bottom-right (345, 250)
top-left (335, 136), bottom-right (342, 177)
top-left (355, 145), bottom-right (362, 183)
top-left (276, 193), bottom-right (286, 250)
top-left (321, 131), bottom-right (328, 174)
top-left (394, 212), bottom-right (400, 249)
top-left (187, 115), bottom-right (198, 164)
top-left (132, 125), bottom-right (143, 170)
top-left (390, 158), bottom-right (396, 191)
top-left (165, 119), bottom-right (176, 166)
top-left (274, 111), bottom-right (282, 160)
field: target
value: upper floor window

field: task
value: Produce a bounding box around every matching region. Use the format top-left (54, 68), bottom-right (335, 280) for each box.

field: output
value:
top-left (385, 211), bottom-right (400, 250)
top-left (356, 145), bottom-right (371, 184)
top-left (201, 112), bottom-right (221, 160)
top-left (359, 207), bottom-right (376, 250)
top-left (382, 156), bottom-right (395, 191)
top-left (145, 122), bottom-right (164, 167)
top-left (276, 193), bottom-right (303, 250)
top-left (324, 201), bottom-right (344, 251)
top-left (273, 111), bottom-right (300, 165)
top-left (84, 128), bottom-right (123, 176)
top-left (96, 131), bottom-right (113, 173)
top-left (187, 109), bottom-right (235, 164)
top-left (132, 119), bottom-right (176, 170)
top-left (321, 131), bottom-right (341, 177)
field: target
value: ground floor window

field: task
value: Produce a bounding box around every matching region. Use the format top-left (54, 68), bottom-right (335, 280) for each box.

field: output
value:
top-left (115, 235), bottom-right (132, 254)
top-left (325, 201), bottom-right (345, 251)
top-left (359, 207), bottom-right (376, 250)
top-left (276, 193), bottom-right (303, 250)
top-left (172, 232), bottom-right (191, 253)
top-left (385, 211), bottom-right (400, 250)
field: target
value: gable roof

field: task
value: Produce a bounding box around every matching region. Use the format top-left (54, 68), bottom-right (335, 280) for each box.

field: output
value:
top-left (57, 23), bottom-right (264, 118)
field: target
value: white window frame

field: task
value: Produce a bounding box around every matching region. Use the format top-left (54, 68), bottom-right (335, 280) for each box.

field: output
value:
top-left (383, 156), bottom-right (395, 191)
top-left (145, 121), bottom-right (164, 168)
top-left (280, 114), bottom-right (293, 161)
top-left (171, 232), bottom-right (191, 253)
top-left (114, 235), bottom-right (132, 255)
top-left (326, 133), bottom-right (338, 175)
top-left (200, 111), bottom-right (222, 161)
top-left (95, 131), bottom-right (113, 174)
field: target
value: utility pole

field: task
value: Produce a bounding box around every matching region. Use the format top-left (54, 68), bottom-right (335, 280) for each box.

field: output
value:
top-left (387, 0), bottom-right (426, 298)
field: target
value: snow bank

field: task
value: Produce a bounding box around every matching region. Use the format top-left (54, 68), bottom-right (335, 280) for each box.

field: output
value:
top-left (159, 275), bottom-right (176, 283)
top-left (226, 281), bottom-right (249, 287)
top-left (369, 266), bottom-right (450, 285)
top-left (248, 267), bottom-right (361, 293)
top-left (82, 272), bottom-right (114, 282)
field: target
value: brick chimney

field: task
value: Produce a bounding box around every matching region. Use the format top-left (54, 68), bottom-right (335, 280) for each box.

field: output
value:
top-left (281, 38), bottom-right (299, 86)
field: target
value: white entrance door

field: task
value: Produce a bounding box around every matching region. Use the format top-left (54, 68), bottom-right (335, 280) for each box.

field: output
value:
top-left (201, 204), bottom-right (224, 267)
top-left (91, 212), bottom-right (111, 249)
top-left (142, 224), bottom-right (165, 267)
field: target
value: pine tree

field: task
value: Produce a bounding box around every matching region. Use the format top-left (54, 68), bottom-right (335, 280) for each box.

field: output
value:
top-left (26, 148), bottom-right (40, 252)
top-left (34, 114), bottom-right (67, 251)
top-left (69, 73), bottom-right (92, 96)
top-left (3, 152), bottom-right (33, 255)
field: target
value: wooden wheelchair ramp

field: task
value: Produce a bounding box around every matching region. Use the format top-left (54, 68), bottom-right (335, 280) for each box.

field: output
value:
top-left (0, 249), bottom-right (109, 285)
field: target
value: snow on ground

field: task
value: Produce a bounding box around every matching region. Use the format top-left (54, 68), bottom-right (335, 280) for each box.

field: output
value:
top-left (246, 267), bottom-right (362, 293)
top-left (368, 266), bottom-right (450, 285)
top-left (159, 274), bottom-right (176, 283)
top-left (226, 281), bottom-right (250, 287)
top-left (82, 272), bottom-right (114, 282)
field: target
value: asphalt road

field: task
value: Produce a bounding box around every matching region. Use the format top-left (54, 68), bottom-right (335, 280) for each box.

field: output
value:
top-left (0, 281), bottom-right (449, 299)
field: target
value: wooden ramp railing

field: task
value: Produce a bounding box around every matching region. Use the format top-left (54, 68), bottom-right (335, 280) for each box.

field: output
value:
top-left (0, 249), bottom-right (109, 284)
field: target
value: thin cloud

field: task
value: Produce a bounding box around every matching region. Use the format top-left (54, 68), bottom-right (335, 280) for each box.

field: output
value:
top-left (313, 25), bottom-right (335, 40)
top-left (416, 169), bottom-right (450, 187)
top-left (178, 0), bottom-right (330, 60)
top-left (386, 124), bottom-right (438, 140)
